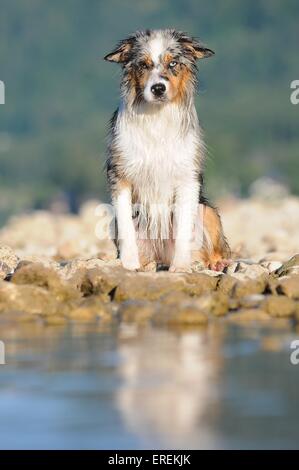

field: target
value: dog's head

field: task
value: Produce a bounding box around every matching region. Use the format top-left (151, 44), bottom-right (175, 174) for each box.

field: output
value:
top-left (104, 29), bottom-right (214, 105)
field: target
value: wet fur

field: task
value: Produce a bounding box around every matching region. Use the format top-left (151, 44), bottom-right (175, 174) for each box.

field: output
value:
top-left (105, 29), bottom-right (230, 271)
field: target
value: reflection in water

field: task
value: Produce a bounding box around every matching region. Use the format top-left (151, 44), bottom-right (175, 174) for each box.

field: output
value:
top-left (116, 325), bottom-right (224, 448)
top-left (0, 318), bottom-right (298, 449)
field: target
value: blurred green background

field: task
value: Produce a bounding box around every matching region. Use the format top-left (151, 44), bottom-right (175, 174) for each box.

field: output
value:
top-left (0, 0), bottom-right (298, 223)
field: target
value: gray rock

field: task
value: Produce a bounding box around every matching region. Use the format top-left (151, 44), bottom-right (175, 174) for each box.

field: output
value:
top-left (0, 245), bottom-right (19, 279)
top-left (275, 254), bottom-right (299, 277)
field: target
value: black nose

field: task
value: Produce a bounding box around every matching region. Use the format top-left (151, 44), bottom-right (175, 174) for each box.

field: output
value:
top-left (151, 83), bottom-right (166, 97)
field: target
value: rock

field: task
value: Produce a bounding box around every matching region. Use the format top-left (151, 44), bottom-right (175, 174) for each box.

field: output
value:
top-left (0, 212), bottom-right (58, 251)
top-left (118, 300), bottom-right (157, 323)
top-left (17, 256), bottom-right (61, 270)
top-left (260, 261), bottom-right (283, 273)
top-left (275, 275), bottom-right (299, 299)
top-left (182, 273), bottom-right (219, 296)
top-left (200, 269), bottom-right (221, 277)
top-left (275, 255), bottom-right (299, 276)
top-left (56, 240), bottom-right (82, 260)
top-left (79, 199), bottom-right (102, 223)
top-left (228, 272), bottom-right (250, 282)
top-left (225, 261), bottom-right (239, 275)
top-left (228, 297), bottom-right (239, 310)
top-left (12, 262), bottom-right (59, 288)
top-left (197, 291), bottom-right (229, 316)
top-left (0, 262), bottom-right (12, 281)
top-left (222, 195), bottom-right (299, 257)
top-left (88, 265), bottom-right (129, 296)
top-left (62, 268), bottom-right (91, 295)
top-left (56, 238), bottom-right (116, 262)
top-left (114, 272), bottom-right (218, 302)
top-left (217, 274), bottom-right (237, 295)
top-left (191, 263), bottom-right (220, 277)
top-left (262, 295), bottom-right (296, 317)
top-left (0, 245), bottom-right (19, 279)
top-left (160, 291), bottom-right (194, 305)
top-left (259, 252), bottom-right (291, 263)
top-left (153, 301), bottom-right (208, 326)
top-left (249, 177), bottom-right (289, 200)
top-left (97, 243), bottom-right (118, 262)
top-left (0, 206), bottom-right (120, 261)
top-left (58, 258), bottom-right (107, 281)
top-left (239, 294), bottom-right (265, 309)
top-left (229, 261), bottom-right (269, 279)
top-left (159, 289), bottom-right (229, 317)
top-left (0, 281), bottom-right (64, 316)
top-left (267, 277), bottom-right (281, 295)
top-left (137, 261), bottom-right (157, 272)
top-left (191, 260), bottom-right (206, 273)
top-left (56, 266), bottom-right (110, 301)
top-left (233, 275), bottom-right (268, 298)
top-left (227, 308), bottom-right (271, 324)
top-left (11, 263), bottom-right (81, 303)
top-left (114, 273), bottom-right (186, 301)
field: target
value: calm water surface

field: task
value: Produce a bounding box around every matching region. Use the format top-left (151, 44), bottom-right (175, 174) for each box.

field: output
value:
top-left (0, 320), bottom-right (298, 449)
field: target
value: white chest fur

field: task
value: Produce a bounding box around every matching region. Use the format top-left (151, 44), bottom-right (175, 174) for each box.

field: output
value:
top-left (116, 102), bottom-right (202, 206)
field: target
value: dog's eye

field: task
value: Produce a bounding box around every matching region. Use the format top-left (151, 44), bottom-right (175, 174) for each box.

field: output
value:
top-left (139, 61), bottom-right (149, 70)
top-left (169, 61), bottom-right (178, 69)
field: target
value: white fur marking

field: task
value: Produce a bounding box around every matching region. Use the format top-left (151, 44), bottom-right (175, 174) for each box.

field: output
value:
top-left (116, 100), bottom-right (203, 254)
top-left (115, 186), bottom-right (140, 270)
top-left (148, 35), bottom-right (164, 65)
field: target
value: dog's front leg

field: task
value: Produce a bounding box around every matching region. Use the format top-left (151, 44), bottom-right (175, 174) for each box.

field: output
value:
top-left (115, 184), bottom-right (140, 270)
top-left (169, 180), bottom-right (199, 273)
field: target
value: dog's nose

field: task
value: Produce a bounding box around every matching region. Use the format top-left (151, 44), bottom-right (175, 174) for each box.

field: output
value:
top-left (151, 83), bottom-right (166, 97)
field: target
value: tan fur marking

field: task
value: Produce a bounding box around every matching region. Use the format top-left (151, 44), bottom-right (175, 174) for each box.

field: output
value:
top-left (169, 66), bottom-right (192, 103)
top-left (192, 205), bottom-right (231, 268)
top-left (111, 178), bottom-right (132, 201)
top-left (132, 55), bottom-right (154, 98)
top-left (157, 55), bottom-right (193, 103)
top-left (162, 52), bottom-right (174, 66)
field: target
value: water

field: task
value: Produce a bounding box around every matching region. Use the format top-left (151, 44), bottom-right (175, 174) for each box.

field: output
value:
top-left (0, 320), bottom-right (298, 449)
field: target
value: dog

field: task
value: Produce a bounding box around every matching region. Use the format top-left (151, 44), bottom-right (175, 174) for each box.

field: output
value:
top-left (104, 29), bottom-right (230, 272)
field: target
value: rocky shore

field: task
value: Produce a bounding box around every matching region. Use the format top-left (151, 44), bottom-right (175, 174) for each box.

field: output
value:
top-left (0, 195), bottom-right (299, 329)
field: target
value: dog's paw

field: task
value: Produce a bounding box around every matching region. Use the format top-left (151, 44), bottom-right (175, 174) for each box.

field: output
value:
top-left (208, 258), bottom-right (231, 272)
top-left (169, 252), bottom-right (192, 273)
top-left (121, 259), bottom-right (140, 271)
top-left (137, 261), bottom-right (157, 272)
top-left (120, 252), bottom-right (140, 271)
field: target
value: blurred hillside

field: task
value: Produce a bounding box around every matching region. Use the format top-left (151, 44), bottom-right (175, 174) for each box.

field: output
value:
top-left (0, 0), bottom-right (298, 223)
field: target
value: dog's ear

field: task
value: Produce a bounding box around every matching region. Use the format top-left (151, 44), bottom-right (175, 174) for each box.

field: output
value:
top-left (104, 36), bottom-right (135, 64)
top-left (178, 32), bottom-right (214, 60)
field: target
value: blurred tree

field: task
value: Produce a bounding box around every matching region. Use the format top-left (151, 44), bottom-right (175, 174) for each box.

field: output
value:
top-left (0, 0), bottom-right (298, 221)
